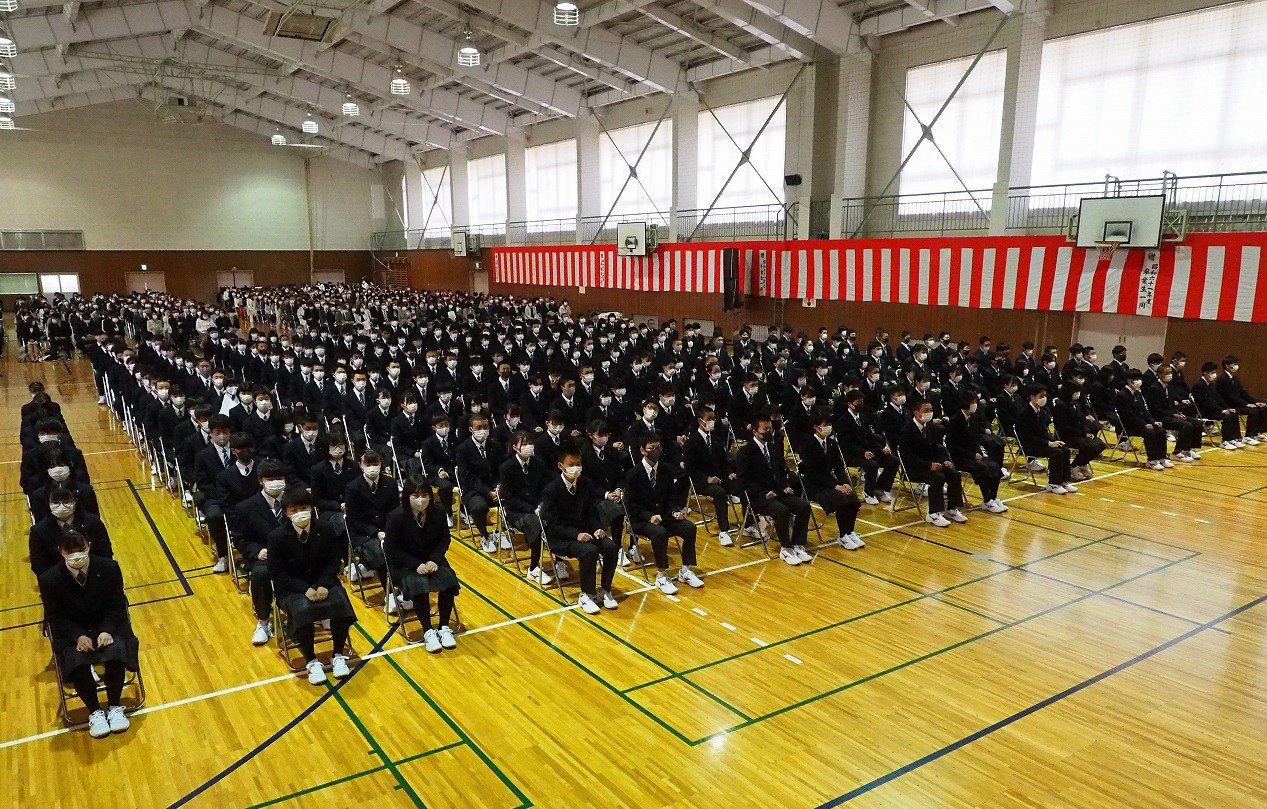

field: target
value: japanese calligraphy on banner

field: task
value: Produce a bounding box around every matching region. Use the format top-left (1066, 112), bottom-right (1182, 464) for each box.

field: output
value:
top-left (489, 232), bottom-right (1267, 324)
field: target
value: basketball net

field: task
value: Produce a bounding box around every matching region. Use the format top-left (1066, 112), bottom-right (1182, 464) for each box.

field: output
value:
top-left (1094, 240), bottom-right (1125, 264)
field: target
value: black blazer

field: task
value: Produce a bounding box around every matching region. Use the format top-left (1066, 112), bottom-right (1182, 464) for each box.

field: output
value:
top-left (624, 460), bottom-right (680, 522)
top-left (581, 443), bottom-right (627, 493)
top-left (498, 456), bottom-right (551, 515)
top-left (897, 420), bottom-right (950, 473)
top-left (539, 476), bottom-right (606, 546)
top-left (39, 557), bottom-right (132, 656)
top-left (795, 434), bottom-right (848, 494)
top-left (234, 492), bottom-right (286, 561)
top-left (736, 437), bottom-right (793, 500)
top-left (282, 435), bottom-right (324, 484)
top-left (29, 512), bottom-right (113, 577)
top-left (267, 521), bottom-right (342, 595)
top-left (390, 412), bottom-right (431, 458)
top-left (683, 429), bottom-right (731, 482)
top-left (344, 474), bottom-right (399, 537)
top-left (455, 439), bottom-right (504, 497)
top-left (1015, 402), bottom-right (1058, 455)
top-left (384, 505), bottom-right (451, 578)
top-left (216, 462), bottom-right (262, 512)
top-left (310, 459), bottom-right (360, 513)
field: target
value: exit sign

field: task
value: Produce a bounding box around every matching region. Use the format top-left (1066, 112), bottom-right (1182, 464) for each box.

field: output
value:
top-left (140, 264), bottom-right (148, 272)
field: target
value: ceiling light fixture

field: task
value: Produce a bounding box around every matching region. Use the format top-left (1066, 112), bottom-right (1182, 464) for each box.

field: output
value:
top-left (270, 128), bottom-right (287, 146)
top-left (390, 65), bottom-right (410, 95)
top-left (302, 112), bottom-right (318, 134)
top-left (0, 35), bottom-right (16, 58)
top-left (0, 0), bottom-right (19, 13)
top-left (553, 2), bottom-right (579, 26)
top-left (0, 95), bottom-right (14, 113)
top-left (0, 114), bottom-right (13, 130)
top-left (0, 71), bottom-right (14, 91)
top-left (341, 92), bottom-right (359, 116)
top-left (457, 27), bottom-right (480, 67)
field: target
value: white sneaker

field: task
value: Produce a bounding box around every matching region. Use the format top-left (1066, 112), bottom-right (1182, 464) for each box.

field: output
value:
top-left (331, 654), bottom-right (351, 678)
top-left (742, 525), bottom-right (763, 539)
top-left (306, 660), bottom-right (327, 685)
top-left (655, 574), bottom-right (679, 595)
top-left (321, 619), bottom-right (331, 630)
top-left (1244, 437), bottom-right (1259, 446)
top-left (999, 467), bottom-right (1010, 480)
top-left (915, 483), bottom-right (929, 497)
top-left (97, 396), bottom-right (107, 405)
top-left (1069, 467), bottom-right (1087, 482)
top-left (553, 560), bottom-right (570, 581)
top-left (399, 599), bottom-right (414, 612)
top-left (778, 548), bottom-right (801, 566)
top-left (438, 626), bottom-right (457, 649)
top-left (946, 509), bottom-right (968, 524)
top-left (577, 593), bottom-right (600, 615)
top-left (212, 557), bottom-right (228, 574)
top-left (618, 549), bottom-right (631, 567)
top-left (677, 568), bottom-right (704, 588)
top-left (88, 710), bottom-right (111, 739)
top-left (1173, 452), bottom-right (1193, 463)
top-left (925, 513), bottom-right (951, 527)
top-left (423, 628), bottom-right (442, 653)
top-left (718, 530), bottom-right (734, 547)
top-left (877, 491), bottom-right (894, 503)
top-left (500, 533), bottom-right (512, 550)
top-left (1027, 459), bottom-right (1047, 472)
top-left (480, 536), bottom-right (497, 553)
top-left (446, 514), bottom-right (454, 528)
top-left (1188, 449), bottom-right (1202, 460)
top-left (251, 621), bottom-right (271, 646)
top-left (728, 495), bottom-right (742, 504)
top-left (1044, 484), bottom-right (1067, 495)
top-left (849, 532), bottom-right (866, 548)
top-left (600, 591), bottom-right (619, 610)
top-left (627, 546), bottom-right (645, 565)
top-left (345, 563), bottom-right (361, 582)
top-left (1062, 482), bottom-right (1079, 493)
top-left (1233, 440), bottom-right (1246, 449)
top-left (107, 705), bottom-right (130, 733)
top-left (984, 499), bottom-right (1007, 514)
top-left (1161, 458), bottom-right (1174, 468)
top-left (863, 493), bottom-right (879, 506)
top-left (525, 566), bottom-right (553, 586)
top-left (1116, 440), bottom-right (1133, 451)
top-left (838, 534), bottom-right (861, 550)
top-left (182, 491), bottom-right (194, 506)
top-left (1147, 460), bottom-right (1165, 470)
top-left (356, 563), bottom-right (371, 580)
top-left (793, 546), bottom-right (813, 563)
top-left (386, 593), bottom-right (398, 615)
top-left (1080, 465), bottom-right (1094, 478)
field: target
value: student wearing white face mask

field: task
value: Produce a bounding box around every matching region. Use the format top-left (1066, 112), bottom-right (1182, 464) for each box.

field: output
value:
top-left (539, 447), bottom-right (619, 614)
top-left (29, 450), bottom-right (100, 523)
top-left (1016, 383), bottom-right (1076, 495)
top-left (39, 529), bottom-right (140, 738)
top-left (385, 475), bottom-right (461, 653)
top-left (232, 460), bottom-right (291, 645)
top-left (267, 488), bottom-right (358, 685)
top-left (898, 402), bottom-right (969, 528)
top-left (498, 432), bottom-right (553, 585)
top-left (29, 487), bottom-right (114, 577)
top-left (342, 450), bottom-right (397, 609)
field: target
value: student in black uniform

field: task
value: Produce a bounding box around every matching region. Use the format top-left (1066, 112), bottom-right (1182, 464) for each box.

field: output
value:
top-left (1215, 355), bottom-right (1267, 442)
top-left (28, 486), bottom-right (114, 577)
top-left (344, 449), bottom-right (398, 612)
top-left (1193, 362), bottom-right (1244, 449)
top-left (737, 414), bottom-right (812, 566)
top-left (898, 400), bottom-right (968, 528)
top-left (384, 475), bottom-right (460, 654)
top-left (454, 413), bottom-right (504, 555)
top-left (1052, 382), bottom-right (1107, 482)
top-left (683, 407), bottom-right (741, 547)
top-left (1117, 370), bottom-right (1170, 470)
top-left (834, 390), bottom-right (897, 505)
top-left (945, 393), bottom-right (1008, 514)
top-left (414, 414), bottom-right (458, 527)
top-left (795, 412), bottom-right (864, 548)
top-left (498, 431), bottom-right (553, 586)
top-left (624, 437), bottom-right (704, 595)
top-left (39, 530), bottom-right (140, 739)
top-left (233, 460), bottom-right (288, 646)
top-left (268, 488), bottom-right (357, 685)
top-left (1016, 383), bottom-right (1076, 495)
top-left (310, 431), bottom-right (357, 535)
top-left (539, 446), bottom-right (619, 615)
top-left (580, 420), bottom-right (628, 563)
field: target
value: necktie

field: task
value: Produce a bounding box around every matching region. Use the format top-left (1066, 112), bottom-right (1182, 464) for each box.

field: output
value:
top-left (272, 502), bottom-right (281, 521)
top-left (761, 442), bottom-right (770, 463)
top-left (75, 571), bottom-right (86, 585)
top-left (705, 434), bottom-right (712, 449)
top-left (333, 462), bottom-right (341, 474)
top-left (478, 444), bottom-right (486, 460)
top-left (220, 447), bottom-right (229, 466)
top-left (650, 467), bottom-right (657, 487)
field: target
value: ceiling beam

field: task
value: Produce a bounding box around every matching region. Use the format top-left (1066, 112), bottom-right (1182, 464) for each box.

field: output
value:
top-left (736, 0), bottom-right (862, 55)
top-left (857, 0), bottom-right (1001, 37)
top-left (694, 0), bottom-right (815, 61)
top-left (637, 3), bottom-right (750, 64)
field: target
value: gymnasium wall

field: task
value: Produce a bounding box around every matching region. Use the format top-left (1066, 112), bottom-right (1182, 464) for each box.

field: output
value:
top-left (0, 101), bottom-right (374, 251)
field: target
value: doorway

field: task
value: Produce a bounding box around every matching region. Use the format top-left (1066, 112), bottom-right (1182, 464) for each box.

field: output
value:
top-left (125, 271), bottom-right (167, 293)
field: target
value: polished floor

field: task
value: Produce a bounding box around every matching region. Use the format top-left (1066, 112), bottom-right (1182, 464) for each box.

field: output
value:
top-left (3, 342), bottom-right (1267, 808)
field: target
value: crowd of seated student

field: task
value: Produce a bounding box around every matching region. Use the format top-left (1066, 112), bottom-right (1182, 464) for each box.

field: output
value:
top-left (26, 284), bottom-right (1267, 687)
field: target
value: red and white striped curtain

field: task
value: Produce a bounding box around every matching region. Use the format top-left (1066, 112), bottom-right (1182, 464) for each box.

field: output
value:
top-left (491, 232), bottom-right (1267, 323)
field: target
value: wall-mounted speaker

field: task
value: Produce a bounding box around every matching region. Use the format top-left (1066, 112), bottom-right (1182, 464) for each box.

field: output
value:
top-left (784, 174), bottom-right (803, 187)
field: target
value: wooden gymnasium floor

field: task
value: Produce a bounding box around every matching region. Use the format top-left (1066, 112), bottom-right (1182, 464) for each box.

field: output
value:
top-left (4, 342), bottom-right (1267, 809)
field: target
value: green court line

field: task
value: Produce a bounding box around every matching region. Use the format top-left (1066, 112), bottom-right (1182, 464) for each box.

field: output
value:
top-left (688, 551), bottom-right (1201, 745)
top-left (1099, 543), bottom-right (1188, 563)
top-left (242, 743), bottom-right (464, 809)
top-left (813, 555), bottom-right (1009, 626)
top-left (328, 685), bottom-right (428, 808)
top-left (0, 572), bottom-right (193, 617)
top-left (352, 623), bottom-right (534, 809)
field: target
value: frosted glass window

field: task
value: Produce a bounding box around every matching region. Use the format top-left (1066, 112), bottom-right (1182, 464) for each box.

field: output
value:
top-left (1033, 2), bottom-right (1267, 184)
top-left (899, 51), bottom-right (1006, 198)
top-left (0, 273), bottom-right (38, 294)
top-left (525, 139), bottom-right (578, 224)
top-left (599, 120), bottom-right (672, 220)
top-left (39, 273), bottom-right (79, 296)
top-left (697, 96), bottom-right (786, 208)
top-left (468, 154), bottom-right (508, 228)
top-left (420, 166), bottom-right (452, 230)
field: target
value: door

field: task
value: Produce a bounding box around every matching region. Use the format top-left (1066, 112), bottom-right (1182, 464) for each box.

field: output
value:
top-left (1075, 312), bottom-right (1167, 365)
top-left (216, 269), bottom-right (255, 289)
top-left (470, 269), bottom-right (489, 294)
top-left (312, 269), bottom-right (346, 285)
top-left (125, 271), bottom-right (166, 293)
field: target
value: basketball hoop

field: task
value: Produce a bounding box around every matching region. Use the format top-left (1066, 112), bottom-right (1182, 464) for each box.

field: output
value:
top-left (1094, 239), bottom-right (1126, 263)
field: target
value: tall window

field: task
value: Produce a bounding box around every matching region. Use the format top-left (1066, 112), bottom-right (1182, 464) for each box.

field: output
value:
top-left (419, 165), bottom-right (452, 231)
top-left (697, 96), bottom-right (786, 209)
top-left (467, 154), bottom-right (507, 228)
top-left (599, 120), bottom-right (673, 220)
top-left (39, 273), bottom-right (79, 297)
top-left (899, 51), bottom-right (1007, 198)
top-left (1033, 3), bottom-right (1267, 184)
top-left (525, 139), bottom-right (578, 224)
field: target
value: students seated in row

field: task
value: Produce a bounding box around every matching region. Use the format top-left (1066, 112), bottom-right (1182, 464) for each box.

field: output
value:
top-left (899, 400), bottom-right (969, 528)
top-left (29, 486), bottom-right (113, 577)
top-left (39, 530), bottom-right (140, 739)
top-left (1016, 384), bottom-right (1077, 495)
top-left (539, 447), bottom-right (619, 615)
top-left (624, 437), bottom-right (704, 594)
top-left (344, 450), bottom-right (397, 612)
top-left (738, 414), bottom-right (813, 565)
top-left (233, 460), bottom-right (288, 646)
top-left (1193, 362), bottom-right (1246, 449)
top-left (268, 488), bottom-right (358, 685)
top-left (796, 413), bottom-right (865, 548)
top-left (384, 475), bottom-right (460, 653)
top-left (684, 408), bottom-right (741, 547)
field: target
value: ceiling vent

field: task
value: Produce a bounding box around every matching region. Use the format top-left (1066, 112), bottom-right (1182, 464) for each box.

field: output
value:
top-left (263, 11), bottom-right (337, 43)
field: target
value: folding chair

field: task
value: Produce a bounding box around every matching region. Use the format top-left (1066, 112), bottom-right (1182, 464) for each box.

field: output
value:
top-left (452, 468), bottom-right (486, 550)
top-left (385, 569), bottom-right (463, 642)
top-left (685, 477), bottom-right (716, 532)
top-left (892, 450), bottom-right (927, 517)
top-left (534, 507), bottom-right (579, 604)
top-left (492, 503), bottom-right (531, 576)
top-left (344, 521), bottom-right (386, 607)
top-left (1007, 426), bottom-right (1041, 488)
top-left (738, 491), bottom-right (777, 559)
top-left (223, 515), bottom-right (251, 594)
top-left (785, 442), bottom-right (826, 546)
top-left (50, 623), bottom-right (146, 727)
top-left (1106, 406), bottom-right (1144, 465)
top-left (271, 596), bottom-right (358, 672)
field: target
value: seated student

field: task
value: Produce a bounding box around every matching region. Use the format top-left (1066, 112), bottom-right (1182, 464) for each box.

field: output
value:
top-left (899, 400), bottom-right (969, 528)
top-left (534, 410), bottom-right (570, 471)
top-left (310, 431), bottom-right (357, 535)
top-left (384, 475), bottom-right (460, 654)
top-left (683, 407), bottom-right (741, 547)
top-left (412, 415), bottom-right (458, 527)
top-left (1016, 383), bottom-right (1076, 495)
top-left (233, 460), bottom-right (290, 646)
top-left (391, 392), bottom-right (432, 465)
top-left (796, 412), bottom-right (865, 548)
top-left (727, 373), bottom-right (767, 442)
top-left (28, 449), bottom-right (99, 523)
top-left (1052, 382), bottom-right (1107, 482)
top-left (1215, 355), bottom-right (1267, 443)
top-left (737, 414), bottom-right (813, 566)
top-left (344, 449), bottom-right (398, 612)
top-left (539, 446), bottom-right (620, 615)
top-left (834, 389), bottom-right (897, 505)
top-left (21, 381), bottom-right (63, 420)
top-left (1142, 366), bottom-right (1203, 464)
top-left (876, 384), bottom-right (911, 451)
top-left (499, 431), bottom-right (554, 585)
top-left (39, 530), bottom-right (140, 739)
top-left (29, 486), bottom-right (114, 577)
top-left (216, 434), bottom-right (262, 530)
top-left (1192, 362), bottom-right (1245, 449)
top-left (195, 415), bottom-right (236, 572)
top-left (623, 437), bottom-right (704, 594)
top-left (268, 488), bottom-right (357, 685)
top-left (945, 393), bottom-right (1008, 514)
top-left (365, 388), bottom-right (397, 456)
top-left (579, 420), bottom-right (629, 563)
top-left (1117, 371), bottom-right (1171, 470)
top-left (22, 418), bottom-right (88, 494)
top-left (282, 413), bottom-right (324, 485)
top-left (454, 413), bottom-right (504, 552)
top-left (785, 385), bottom-right (820, 445)
top-left (243, 389), bottom-right (285, 460)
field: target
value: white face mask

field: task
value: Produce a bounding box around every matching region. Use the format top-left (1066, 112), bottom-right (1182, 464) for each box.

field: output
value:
top-left (701, 420), bottom-right (715, 432)
top-left (302, 429), bottom-right (318, 441)
top-left (643, 409), bottom-right (658, 421)
top-left (562, 465), bottom-right (582, 481)
top-left (530, 385), bottom-right (543, 395)
top-left (256, 401), bottom-right (272, 413)
top-left (918, 411), bottom-right (934, 424)
top-left (49, 466), bottom-right (71, 482)
top-left (329, 446), bottom-right (346, 459)
top-left (289, 510), bottom-right (312, 529)
top-left (66, 551), bottom-right (90, 571)
top-left (404, 404), bottom-right (419, 415)
top-left (1036, 397), bottom-right (1048, 407)
top-left (473, 429), bottom-right (489, 441)
top-left (593, 434), bottom-right (609, 448)
top-left (818, 425), bottom-right (833, 437)
top-left (894, 395), bottom-right (907, 406)
top-left (547, 423), bottom-right (564, 437)
top-left (518, 444), bottom-right (535, 458)
top-left (435, 427), bottom-right (450, 439)
top-left (172, 397), bottom-right (186, 408)
top-left (353, 380), bottom-right (367, 391)
top-left (363, 466), bottom-right (381, 480)
top-left (264, 479), bottom-right (286, 496)
top-left (39, 434), bottom-right (60, 444)
top-left (51, 502), bottom-right (75, 520)
top-left (410, 496), bottom-right (429, 512)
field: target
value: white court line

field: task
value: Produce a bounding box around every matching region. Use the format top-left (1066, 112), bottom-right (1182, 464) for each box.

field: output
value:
top-left (719, 622), bottom-right (738, 631)
top-left (1195, 518), bottom-right (1211, 524)
top-left (1161, 511), bottom-right (1178, 517)
top-left (691, 607), bottom-right (709, 617)
top-left (750, 637), bottom-right (768, 647)
top-left (783, 654), bottom-right (804, 665)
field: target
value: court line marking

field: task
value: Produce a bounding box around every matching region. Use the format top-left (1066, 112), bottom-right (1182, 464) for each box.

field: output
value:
top-left (0, 448), bottom-right (134, 465)
top-left (783, 655), bottom-right (803, 665)
top-left (813, 590), bottom-right (1267, 807)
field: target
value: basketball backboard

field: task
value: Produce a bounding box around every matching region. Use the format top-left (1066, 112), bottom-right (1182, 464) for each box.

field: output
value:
top-left (1073, 195), bottom-right (1165, 248)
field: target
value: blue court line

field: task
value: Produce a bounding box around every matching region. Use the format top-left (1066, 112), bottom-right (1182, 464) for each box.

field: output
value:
top-left (813, 591), bottom-right (1267, 808)
top-left (167, 621), bottom-right (399, 809)
top-left (126, 479), bottom-right (192, 596)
